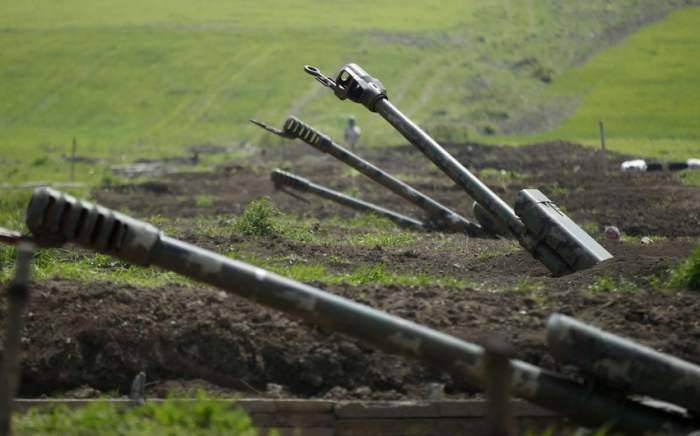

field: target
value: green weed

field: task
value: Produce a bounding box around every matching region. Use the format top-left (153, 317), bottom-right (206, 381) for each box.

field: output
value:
top-left (579, 221), bottom-right (600, 236)
top-left (549, 187), bottom-right (570, 196)
top-left (343, 231), bottom-right (418, 247)
top-left (679, 170), bottom-right (700, 187)
top-left (273, 263), bottom-right (328, 283)
top-left (585, 274), bottom-right (638, 294)
top-left (515, 277), bottom-right (543, 293)
top-left (195, 195), bottom-right (216, 209)
top-left (667, 242), bottom-right (700, 290)
top-left (342, 186), bottom-right (361, 199)
top-left (347, 263), bottom-right (390, 285)
top-left (328, 255), bottom-right (350, 266)
top-left (327, 213), bottom-right (398, 230)
top-left (234, 198), bottom-right (278, 237)
top-left (480, 168), bottom-right (524, 182)
top-left (13, 390), bottom-right (263, 436)
top-left (342, 168), bottom-right (362, 178)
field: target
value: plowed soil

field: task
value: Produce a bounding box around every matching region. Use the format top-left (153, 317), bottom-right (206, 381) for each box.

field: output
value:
top-left (3, 140), bottom-right (700, 403)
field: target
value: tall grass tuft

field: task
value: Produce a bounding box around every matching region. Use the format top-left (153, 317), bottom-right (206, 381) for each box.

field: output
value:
top-left (234, 198), bottom-right (279, 237)
top-left (667, 243), bottom-right (700, 291)
top-left (13, 390), bottom-right (262, 436)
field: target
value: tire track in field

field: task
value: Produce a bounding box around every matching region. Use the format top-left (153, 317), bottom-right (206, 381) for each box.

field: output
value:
top-left (353, 60), bottom-right (434, 144)
top-left (149, 43), bottom-right (265, 133)
top-left (2, 46), bottom-right (107, 127)
top-left (402, 58), bottom-right (453, 119)
top-left (182, 44), bottom-right (278, 130)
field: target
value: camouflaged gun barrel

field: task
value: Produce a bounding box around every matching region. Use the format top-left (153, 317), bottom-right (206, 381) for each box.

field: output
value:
top-left (270, 168), bottom-right (427, 231)
top-left (261, 116), bottom-right (486, 237)
top-left (547, 313), bottom-right (700, 416)
top-left (304, 63), bottom-right (613, 277)
top-left (21, 187), bottom-right (697, 434)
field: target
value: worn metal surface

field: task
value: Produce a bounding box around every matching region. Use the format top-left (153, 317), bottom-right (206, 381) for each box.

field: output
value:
top-left (252, 117), bottom-right (487, 237)
top-left (514, 190), bottom-right (612, 271)
top-left (303, 63), bottom-right (613, 277)
top-left (20, 187), bottom-right (699, 434)
top-left (270, 168), bottom-right (428, 231)
top-left (547, 313), bottom-right (700, 416)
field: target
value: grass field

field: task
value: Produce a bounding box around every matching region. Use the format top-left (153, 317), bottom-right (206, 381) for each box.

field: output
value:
top-left (0, 0), bottom-right (698, 184)
top-left (502, 7), bottom-right (700, 160)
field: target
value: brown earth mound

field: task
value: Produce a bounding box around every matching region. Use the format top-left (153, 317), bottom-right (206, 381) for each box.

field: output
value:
top-left (3, 140), bottom-right (700, 402)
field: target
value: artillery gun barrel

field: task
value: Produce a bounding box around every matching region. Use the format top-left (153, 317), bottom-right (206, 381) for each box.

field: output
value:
top-left (262, 116), bottom-right (487, 237)
top-left (21, 187), bottom-right (696, 434)
top-left (372, 98), bottom-right (525, 232)
top-left (547, 313), bottom-right (700, 416)
top-left (304, 63), bottom-right (612, 276)
top-left (270, 168), bottom-right (427, 231)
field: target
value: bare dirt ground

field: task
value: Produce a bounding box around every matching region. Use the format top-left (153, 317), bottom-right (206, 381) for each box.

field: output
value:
top-left (3, 140), bottom-right (700, 403)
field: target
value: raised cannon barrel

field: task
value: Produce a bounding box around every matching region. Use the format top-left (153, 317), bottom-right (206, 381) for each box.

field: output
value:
top-left (21, 187), bottom-right (697, 434)
top-left (304, 63), bottom-right (613, 276)
top-left (252, 116), bottom-right (488, 237)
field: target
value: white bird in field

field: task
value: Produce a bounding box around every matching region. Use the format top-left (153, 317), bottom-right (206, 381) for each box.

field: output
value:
top-left (344, 115), bottom-right (361, 152)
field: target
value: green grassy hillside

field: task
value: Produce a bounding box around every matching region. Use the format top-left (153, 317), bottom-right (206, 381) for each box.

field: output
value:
top-left (505, 7), bottom-right (700, 160)
top-left (0, 0), bottom-right (697, 183)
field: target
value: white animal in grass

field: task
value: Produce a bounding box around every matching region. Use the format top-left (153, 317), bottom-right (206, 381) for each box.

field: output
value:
top-left (344, 115), bottom-right (361, 152)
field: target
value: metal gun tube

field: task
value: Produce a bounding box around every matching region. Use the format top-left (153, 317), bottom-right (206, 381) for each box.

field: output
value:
top-left (278, 116), bottom-right (487, 237)
top-left (374, 98), bottom-right (580, 275)
top-left (21, 187), bottom-right (696, 434)
top-left (547, 313), bottom-right (700, 416)
top-left (304, 64), bottom-right (573, 275)
top-left (270, 168), bottom-right (427, 231)
top-left (374, 98), bottom-right (524, 235)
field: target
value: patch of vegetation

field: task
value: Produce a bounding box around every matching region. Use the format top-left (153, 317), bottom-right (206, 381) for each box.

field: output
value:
top-left (585, 273), bottom-right (639, 294)
top-left (347, 263), bottom-right (390, 285)
top-left (343, 231), bottom-right (419, 247)
top-left (328, 255), bottom-right (350, 266)
top-left (13, 390), bottom-right (263, 436)
top-left (235, 198), bottom-right (278, 237)
top-left (230, 198), bottom-right (321, 243)
top-left (342, 186), bottom-right (361, 199)
top-left (667, 242), bottom-right (700, 290)
top-left (327, 213), bottom-right (400, 230)
top-left (480, 168), bottom-right (524, 181)
top-left (1, 0), bottom-right (694, 186)
top-left (514, 277), bottom-right (543, 293)
top-left (424, 121), bottom-right (470, 143)
top-left (549, 187), bottom-right (570, 196)
top-left (679, 169), bottom-right (700, 188)
top-left (503, 8), bottom-right (700, 160)
top-left (579, 221), bottom-right (600, 237)
top-left (342, 168), bottom-right (362, 178)
top-left (195, 195), bottom-right (216, 209)
top-left (273, 263), bottom-right (328, 283)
